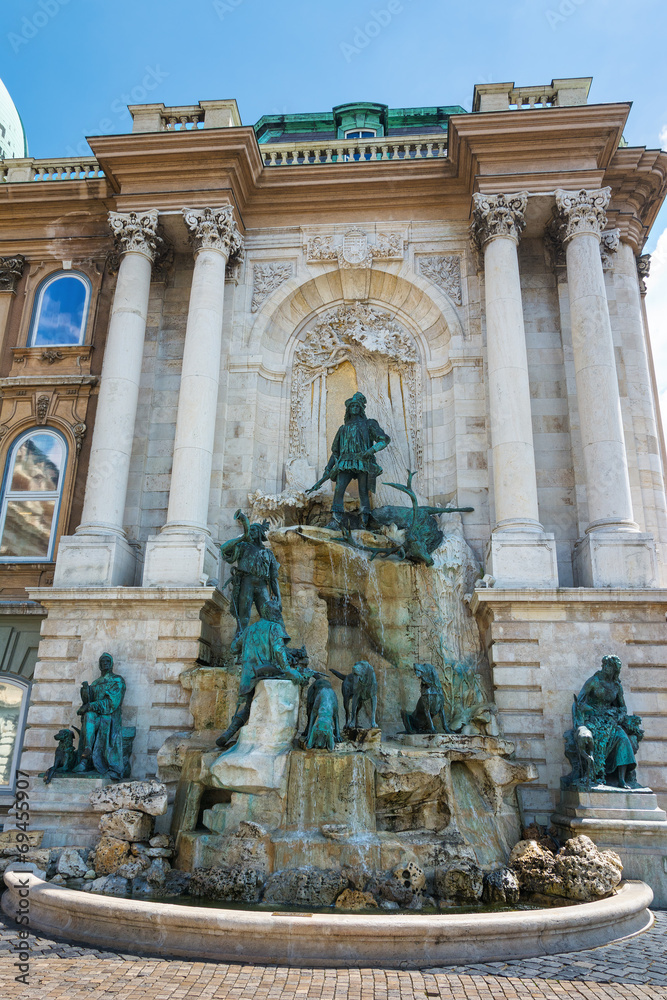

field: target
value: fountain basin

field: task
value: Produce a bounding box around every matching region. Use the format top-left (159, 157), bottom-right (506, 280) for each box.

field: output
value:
top-left (2, 873), bottom-right (653, 968)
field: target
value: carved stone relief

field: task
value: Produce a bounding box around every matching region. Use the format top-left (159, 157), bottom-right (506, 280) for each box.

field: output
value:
top-left (0, 256), bottom-right (26, 293)
top-left (637, 253), bottom-right (650, 294)
top-left (289, 302), bottom-right (423, 506)
top-left (417, 255), bottom-right (462, 305)
top-left (251, 262), bottom-right (294, 312)
top-left (304, 228), bottom-right (404, 268)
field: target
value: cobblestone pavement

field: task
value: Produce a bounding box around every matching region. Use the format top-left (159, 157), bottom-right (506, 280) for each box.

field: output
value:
top-left (0, 910), bottom-right (665, 999)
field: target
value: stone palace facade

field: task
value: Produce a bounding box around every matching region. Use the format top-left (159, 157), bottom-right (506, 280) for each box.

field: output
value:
top-left (0, 79), bottom-right (666, 846)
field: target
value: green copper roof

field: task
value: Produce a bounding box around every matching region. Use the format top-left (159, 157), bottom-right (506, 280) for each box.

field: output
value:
top-left (254, 102), bottom-right (467, 143)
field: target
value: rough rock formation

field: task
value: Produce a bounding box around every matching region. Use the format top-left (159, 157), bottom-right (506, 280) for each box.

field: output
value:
top-left (262, 867), bottom-right (348, 907)
top-left (434, 859), bottom-right (484, 901)
top-left (88, 836), bottom-right (131, 875)
top-left (482, 866), bottom-right (520, 904)
top-left (99, 809), bottom-right (155, 842)
top-left (335, 888), bottom-right (378, 909)
top-left (509, 835), bottom-right (622, 901)
top-left (89, 779), bottom-right (168, 816)
top-left (190, 865), bottom-right (264, 902)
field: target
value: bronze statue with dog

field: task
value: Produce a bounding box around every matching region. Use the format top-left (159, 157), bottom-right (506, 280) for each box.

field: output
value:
top-left (330, 660), bottom-right (377, 729)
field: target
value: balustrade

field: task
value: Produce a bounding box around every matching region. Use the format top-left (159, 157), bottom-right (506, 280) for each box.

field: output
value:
top-left (260, 136), bottom-right (447, 166)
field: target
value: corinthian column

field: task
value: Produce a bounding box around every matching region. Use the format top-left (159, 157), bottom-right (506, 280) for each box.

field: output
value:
top-left (0, 256), bottom-right (25, 355)
top-left (143, 207), bottom-right (243, 587)
top-left (553, 188), bottom-right (657, 587)
top-left (54, 210), bottom-right (163, 587)
top-left (471, 193), bottom-right (558, 588)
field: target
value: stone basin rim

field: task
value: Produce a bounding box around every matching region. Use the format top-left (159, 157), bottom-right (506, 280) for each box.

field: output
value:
top-left (1, 875), bottom-right (654, 968)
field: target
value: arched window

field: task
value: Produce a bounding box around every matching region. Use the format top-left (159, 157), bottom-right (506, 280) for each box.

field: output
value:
top-left (28, 271), bottom-right (90, 347)
top-left (0, 429), bottom-right (67, 562)
top-left (0, 676), bottom-right (30, 794)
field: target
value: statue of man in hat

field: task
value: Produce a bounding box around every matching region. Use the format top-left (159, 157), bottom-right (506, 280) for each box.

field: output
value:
top-left (220, 509), bottom-right (282, 636)
top-left (308, 391), bottom-right (390, 528)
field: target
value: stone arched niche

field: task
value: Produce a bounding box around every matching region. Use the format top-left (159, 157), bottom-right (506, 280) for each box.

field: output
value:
top-left (288, 302), bottom-right (424, 506)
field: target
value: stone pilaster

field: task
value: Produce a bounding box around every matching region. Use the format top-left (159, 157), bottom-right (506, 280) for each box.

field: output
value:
top-left (54, 211), bottom-right (164, 587)
top-left (471, 192), bottom-right (558, 588)
top-left (0, 255), bottom-right (25, 355)
top-left (143, 207), bottom-right (243, 587)
top-left (553, 189), bottom-right (657, 587)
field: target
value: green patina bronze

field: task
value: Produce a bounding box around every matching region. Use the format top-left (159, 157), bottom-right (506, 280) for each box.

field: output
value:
top-left (70, 653), bottom-right (133, 781)
top-left (308, 391), bottom-right (390, 528)
top-left (400, 663), bottom-right (450, 735)
top-left (220, 509), bottom-right (282, 636)
top-left (563, 655), bottom-right (644, 790)
top-left (215, 602), bottom-right (313, 749)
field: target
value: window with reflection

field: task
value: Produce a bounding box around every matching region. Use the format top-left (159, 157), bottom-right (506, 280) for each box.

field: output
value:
top-left (0, 677), bottom-right (30, 792)
top-left (28, 272), bottom-right (90, 347)
top-left (0, 430), bottom-right (67, 561)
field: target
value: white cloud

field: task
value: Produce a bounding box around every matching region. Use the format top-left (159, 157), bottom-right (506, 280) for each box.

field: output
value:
top-left (644, 226), bottom-right (667, 445)
top-left (660, 125), bottom-right (667, 149)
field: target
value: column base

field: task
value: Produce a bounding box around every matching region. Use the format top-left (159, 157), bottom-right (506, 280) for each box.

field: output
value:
top-left (53, 533), bottom-right (141, 587)
top-left (485, 530), bottom-right (559, 588)
top-left (573, 531), bottom-right (658, 588)
top-left (142, 528), bottom-right (219, 587)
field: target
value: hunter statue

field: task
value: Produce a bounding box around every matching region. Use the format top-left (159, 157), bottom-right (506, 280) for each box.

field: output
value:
top-left (220, 509), bottom-right (282, 636)
top-left (308, 391), bottom-right (390, 528)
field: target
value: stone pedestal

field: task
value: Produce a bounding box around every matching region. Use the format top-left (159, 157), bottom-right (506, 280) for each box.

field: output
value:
top-left (486, 530), bottom-right (559, 589)
top-left (53, 533), bottom-right (141, 588)
top-left (143, 530), bottom-right (219, 588)
top-left (551, 785), bottom-right (667, 907)
top-left (573, 531), bottom-right (658, 589)
top-left (209, 680), bottom-right (299, 794)
top-left (11, 775), bottom-right (112, 849)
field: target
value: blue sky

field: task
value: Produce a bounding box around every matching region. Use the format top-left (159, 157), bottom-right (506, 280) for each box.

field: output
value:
top-left (3, 0), bottom-right (667, 414)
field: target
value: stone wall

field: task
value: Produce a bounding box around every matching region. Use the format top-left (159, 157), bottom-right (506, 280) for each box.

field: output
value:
top-left (472, 589), bottom-right (667, 822)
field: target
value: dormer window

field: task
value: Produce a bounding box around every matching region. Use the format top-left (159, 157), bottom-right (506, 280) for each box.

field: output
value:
top-left (344, 128), bottom-right (377, 139)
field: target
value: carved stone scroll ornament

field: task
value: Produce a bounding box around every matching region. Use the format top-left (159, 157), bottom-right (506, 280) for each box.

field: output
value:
top-left (553, 187), bottom-right (611, 243)
top-left (599, 228), bottom-right (620, 269)
top-left (470, 192), bottom-right (528, 251)
top-left (182, 206), bottom-right (244, 264)
top-left (0, 255), bottom-right (26, 293)
top-left (108, 210), bottom-right (164, 263)
top-left (417, 255), bottom-right (462, 305)
top-left (637, 253), bottom-right (650, 295)
top-left (251, 262), bottom-right (294, 312)
top-left (36, 394), bottom-right (50, 424)
top-left (73, 422), bottom-right (87, 454)
top-left (304, 228), bottom-right (404, 268)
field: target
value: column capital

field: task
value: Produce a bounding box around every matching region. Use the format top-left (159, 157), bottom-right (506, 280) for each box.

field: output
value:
top-left (108, 209), bottom-right (164, 262)
top-left (553, 187), bottom-right (610, 243)
top-left (0, 255), bottom-right (26, 293)
top-left (637, 253), bottom-right (650, 295)
top-left (470, 192), bottom-right (528, 250)
top-left (182, 206), bottom-right (244, 260)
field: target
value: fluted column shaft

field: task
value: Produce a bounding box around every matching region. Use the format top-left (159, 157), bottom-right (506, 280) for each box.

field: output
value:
top-left (166, 207), bottom-right (242, 530)
top-left (555, 188), bottom-right (635, 531)
top-left (78, 211), bottom-right (162, 536)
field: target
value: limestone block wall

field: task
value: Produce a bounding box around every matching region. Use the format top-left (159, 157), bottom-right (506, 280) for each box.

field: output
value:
top-left (21, 589), bottom-right (224, 782)
top-left (473, 589), bottom-right (667, 823)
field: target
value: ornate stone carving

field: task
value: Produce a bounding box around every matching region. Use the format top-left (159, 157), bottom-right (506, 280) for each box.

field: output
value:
top-left (599, 229), bottom-right (620, 269)
top-left (73, 421), bottom-right (87, 454)
top-left (41, 350), bottom-right (65, 364)
top-left (251, 262), bottom-right (294, 312)
top-left (417, 255), bottom-right (462, 305)
top-left (553, 188), bottom-right (611, 242)
top-left (290, 303), bottom-right (423, 499)
top-left (36, 394), bottom-right (50, 424)
top-left (182, 206), bottom-right (244, 262)
top-left (108, 210), bottom-right (164, 262)
top-left (304, 228), bottom-right (404, 268)
top-left (637, 253), bottom-right (650, 294)
top-left (470, 193), bottom-right (528, 250)
top-left (0, 255), bottom-right (26, 293)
